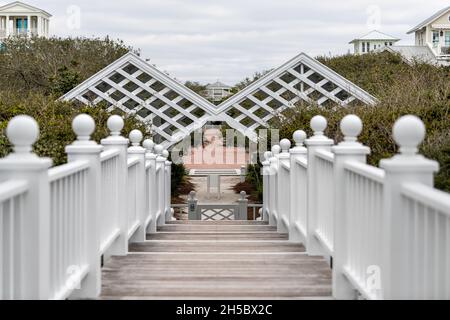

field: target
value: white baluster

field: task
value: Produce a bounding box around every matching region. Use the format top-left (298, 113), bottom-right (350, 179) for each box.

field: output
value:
top-left (128, 130), bottom-right (146, 243)
top-left (268, 145), bottom-right (280, 227)
top-left (261, 151), bottom-right (272, 222)
top-left (66, 114), bottom-right (103, 298)
top-left (289, 130), bottom-right (307, 242)
top-left (305, 115), bottom-right (334, 255)
top-left (162, 149), bottom-right (172, 221)
top-left (0, 116), bottom-right (53, 299)
top-left (154, 144), bottom-right (166, 226)
top-left (143, 139), bottom-right (157, 233)
top-left (101, 115), bottom-right (129, 256)
top-left (379, 115), bottom-right (439, 299)
top-left (278, 139), bottom-right (291, 233)
top-left (332, 115), bottom-right (370, 300)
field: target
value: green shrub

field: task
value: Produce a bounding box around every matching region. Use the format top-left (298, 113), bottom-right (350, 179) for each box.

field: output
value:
top-left (0, 91), bottom-right (150, 166)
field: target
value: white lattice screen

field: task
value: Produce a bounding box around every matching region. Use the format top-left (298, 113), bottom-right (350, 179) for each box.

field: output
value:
top-left (62, 52), bottom-right (377, 148)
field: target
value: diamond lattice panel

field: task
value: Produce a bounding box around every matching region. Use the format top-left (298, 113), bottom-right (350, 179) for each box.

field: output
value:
top-left (62, 53), bottom-right (216, 147)
top-left (216, 53), bottom-right (378, 134)
top-left (62, 52), bottom-right (377, 147)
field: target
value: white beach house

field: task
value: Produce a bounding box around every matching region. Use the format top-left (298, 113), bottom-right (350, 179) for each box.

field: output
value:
top-left (206, 81), bottom-right (232, 102)
top-left (406, 6), bottom-right (450, 59)
top-left (349, 30), bottom-right (400, 55)
top-left (0, 1), bottom-right (51, 40)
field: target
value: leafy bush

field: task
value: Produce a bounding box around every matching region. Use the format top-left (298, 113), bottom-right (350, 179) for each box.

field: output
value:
top-left (0, 91), bottom-right (151, 166)
top-left (0, 36), bottom-right (136, 96)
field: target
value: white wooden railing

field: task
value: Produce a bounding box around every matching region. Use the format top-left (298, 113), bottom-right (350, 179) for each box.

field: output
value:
top-left (263, 114), bottom-right (450, 300)
top-left (0, 114), bottom-right (172, 300)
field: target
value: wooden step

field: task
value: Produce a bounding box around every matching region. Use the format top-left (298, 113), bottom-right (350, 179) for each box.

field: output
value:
top-left (166, 220), bottom-right (269, 225)
top-left (100, 253), bottom-right (331, 299)
top-left (157, 224), bottom-right (277, 232)
top-left (146, 232), bottom-right (288, 241)
top-left (129, 241), bottom-right (305, 253)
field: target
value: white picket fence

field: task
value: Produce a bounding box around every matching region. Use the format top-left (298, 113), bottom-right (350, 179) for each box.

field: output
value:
top-left (263, 114), bottom-right (450, 300)
top-left (0, 114), bottom-right (172, 300)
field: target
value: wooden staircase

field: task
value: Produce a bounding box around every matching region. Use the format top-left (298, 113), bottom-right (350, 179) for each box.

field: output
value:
top-left (100, 220), bottom-right (332, 300)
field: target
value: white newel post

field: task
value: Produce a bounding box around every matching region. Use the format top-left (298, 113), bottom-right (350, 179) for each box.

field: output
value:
top-left (154, 145), bottom-right (166, 226)
top-left (289, 130), bottom-right (307, 242)
top-left (128, 130), bottom-right (146, 243)
top-left (261, 151), bottom-right (272, 222)
top-left (66, 114), bottom-right (102, 298)
top-left (238, 191), bottom-right (248, 220)
top-left (162, 150), bottom-right (173, 221)
top-left (305, 115), bottom-right (334, 255)
top-left (188, 191), bottom-right (199, 220)
top-left (0, 116), bottom-right (52, 299)
top-left (268, 145), bottom-right (280, 227)
top-left (379, 115), bottom-right (439, 300)
top-left (278, 139), bottom-right (291, 233)
top-left (331, 115), bottom-right (370, 300)
top-left (240, 165), bottom-right (246, 183)
top-left (143, 139), bottom-right (157, 233)
top-left (101, 115), bottom-right (129, 255)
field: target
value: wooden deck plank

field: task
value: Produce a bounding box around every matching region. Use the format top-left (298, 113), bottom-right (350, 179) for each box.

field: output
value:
top-left (166, 220), bottom-right (269, 225)
top-left (146, 232), bottom-right (289, 241)
top-left (100, 221), bottom-right (332, 299)
top-left (157, 225), bottom-right (277, 232)
top-left (129, 241), bottom-right (305, 253)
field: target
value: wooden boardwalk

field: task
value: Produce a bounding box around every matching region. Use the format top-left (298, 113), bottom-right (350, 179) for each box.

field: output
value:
top-left (100, 221), bottom-right (331, 299)
top-left (100, 220), bottom-right (332, 300)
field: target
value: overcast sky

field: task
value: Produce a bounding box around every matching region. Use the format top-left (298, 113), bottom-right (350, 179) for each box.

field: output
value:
top-left (5, 0), bottom-right (447, 84)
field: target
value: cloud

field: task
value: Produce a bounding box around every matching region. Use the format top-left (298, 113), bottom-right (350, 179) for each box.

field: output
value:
top-left (9, 0), bottom-right (447, 83)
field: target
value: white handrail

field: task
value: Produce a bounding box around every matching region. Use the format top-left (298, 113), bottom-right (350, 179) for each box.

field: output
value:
top-left (401, 183), bottom-right (450, 215)
top-left (0, 180), bottom-right (29, 202)
top-left (344, 161), bottom-right (385, 184)
top-left (48, 160), bottom-right (89, 182)
top-left (100, 148), bottom-right (120, 162)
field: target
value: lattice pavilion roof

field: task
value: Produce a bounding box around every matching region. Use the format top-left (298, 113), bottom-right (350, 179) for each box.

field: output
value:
top-left (61, 52), bottom-right (377, 148)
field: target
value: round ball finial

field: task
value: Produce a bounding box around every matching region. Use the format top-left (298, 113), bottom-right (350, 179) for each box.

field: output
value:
top-left (72, 114), bottom-right (95, 141)
top-left (264, 151), bottom-right (272, 161)
top-left (240, 191), bottom-right (247, 199)
top-left (271, 145), bottom-right (281, 155)
top-left (293, 130), bottom-right (307, 146)
top-left (162, 150), bottom-right (169, 158)
top-left (311, 115), bottom-right (327, 135)
top-left (189, 191), bottom-right (196, 199)
top-left (280, 139), bottom-right (291, 153)
top-left (154, 144), bottom-right (163, 155)
top-left (129, 130), bottom-right (143, 146)
top-left (6, 115), bottom-right (39, 153)
top-left (393, 115), bottom-right (425, 156)
top-left (341, 115), bottom-right (363, 142)
top-left (142, 139), bottom-right (155, 152)
top-left (107, 115), bottom-right (124, 136)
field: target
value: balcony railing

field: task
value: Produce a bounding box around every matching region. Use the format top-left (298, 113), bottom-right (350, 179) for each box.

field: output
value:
top-left (441, 46), bottom-right (450, 55)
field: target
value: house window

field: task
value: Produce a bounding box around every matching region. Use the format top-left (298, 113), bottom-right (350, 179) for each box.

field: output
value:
top-left (445, 31), bottom-right (450, 47)
top-left (432, 31), bottom-right (439, 46)
top-left (385, 42), bottom-right (388, 46)
top-left (389, 42), bottom-right (393, 46)
top-left (367, 42), bottom-right (370, 52)
top-left (362, 42), bottom-right (365, 53)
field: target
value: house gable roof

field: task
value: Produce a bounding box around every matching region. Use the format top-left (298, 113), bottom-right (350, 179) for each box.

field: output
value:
top-left (0, 1), bottom-right (52, 17)
top-left (349, 30), bottom-right (400, 44)
top-left (207, 81), bottom-right (231, 89)
top-left (407, 6), bottom-right (450, 34)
